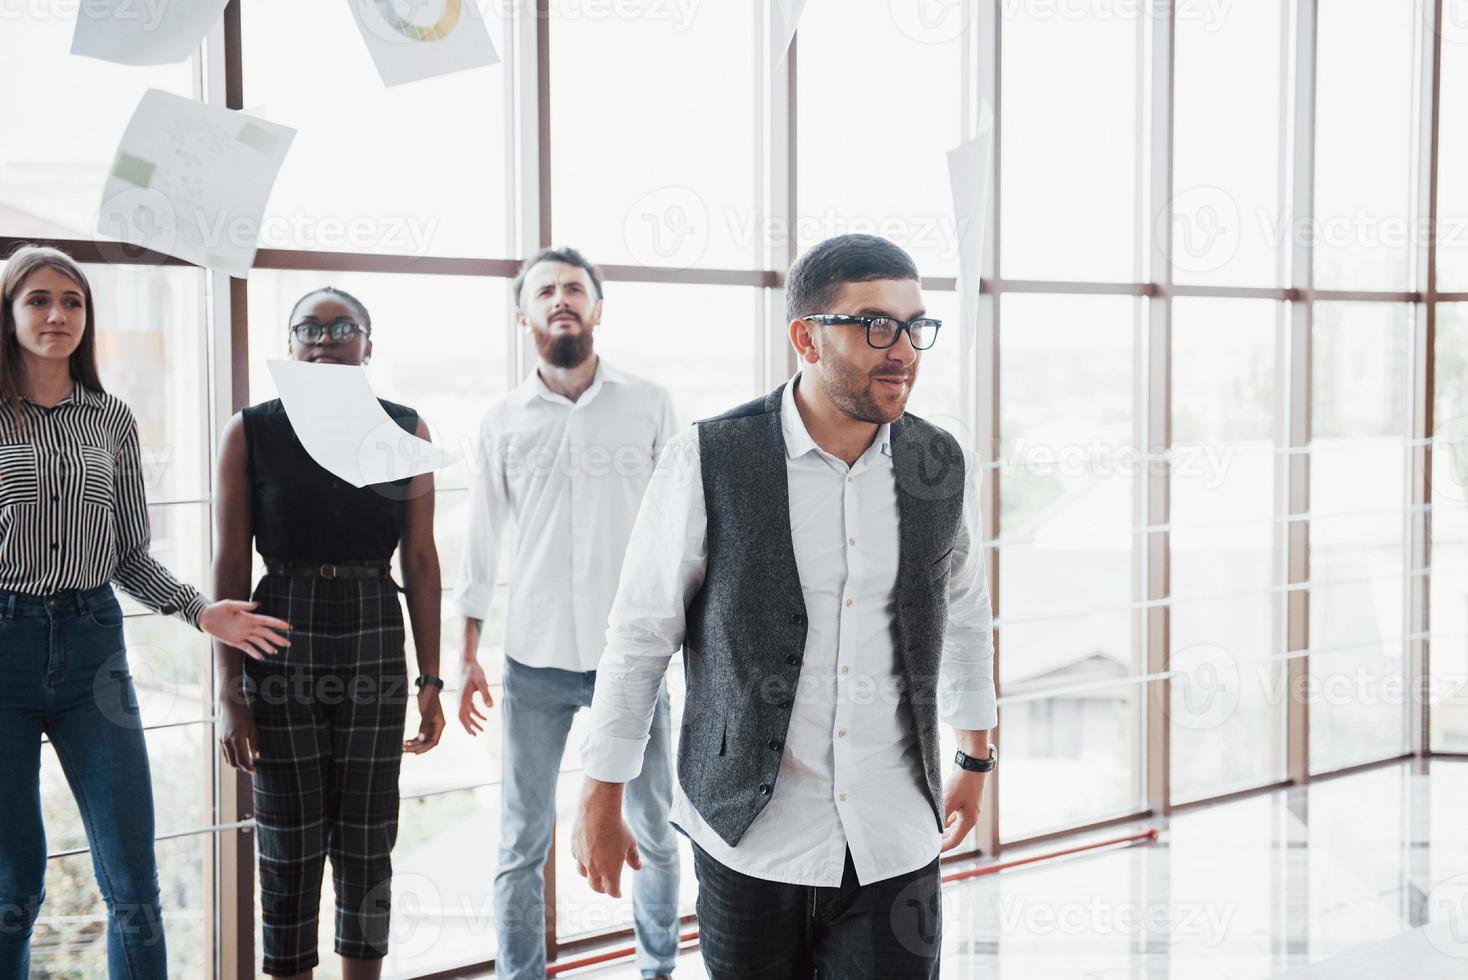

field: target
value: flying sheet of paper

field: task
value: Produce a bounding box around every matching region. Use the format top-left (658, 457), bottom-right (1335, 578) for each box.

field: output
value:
top-left (771, 0), bottom-right (808, 69)
top-left (946, 101), bottom-right (995, 337)
top-left (268, 360), bottom-right (455, 488)
top-left (71, 0), bottom-right (231, 66)
top-left (348, 0), bottom-right (500, 87)
top-left (96, 90), bottom-right (295, 278)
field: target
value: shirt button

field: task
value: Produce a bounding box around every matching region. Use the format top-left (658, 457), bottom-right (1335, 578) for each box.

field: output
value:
top-left (50, 542), bottom-right (58, 551)
top-left (838, 729), bottom-right (847, 738)
top-left (841, 665), bottom-right (849, 674)
top-left (51, 495), bottom-right (59, 503)
top-left (838, 793), bottom-right (848, 802)
top-left (848, 537), bottom-right (856, 546)
top-left (845, 598), bottom-right (854, 608)
top-left (847, 476), bottom-right (853, 482)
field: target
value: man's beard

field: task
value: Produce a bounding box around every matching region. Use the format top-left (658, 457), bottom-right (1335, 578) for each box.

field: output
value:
top-left (818, 348), bottom-right (916, 424)
top-left (534, 323), bottom-right (594, 368)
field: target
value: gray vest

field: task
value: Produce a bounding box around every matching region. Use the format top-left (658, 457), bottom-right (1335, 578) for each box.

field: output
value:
top-left (680, 383), bottom-right (967, 847)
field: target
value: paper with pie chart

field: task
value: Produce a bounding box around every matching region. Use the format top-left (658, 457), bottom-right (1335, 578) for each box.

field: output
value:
top-left (348, 0), bottom-right (500, 87)
top-left (946, 101), bottom-right (995, 339)
top-left (268, 360), bottom-right (456, 488)
top-left (97, 90), bottom-right (295, 278)
top-left (71, 0), bottom-right (231, 65)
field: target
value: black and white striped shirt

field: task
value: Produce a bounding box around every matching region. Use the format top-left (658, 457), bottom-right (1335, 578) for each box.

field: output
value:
top-left (0, 385), bottom-right (208, 627)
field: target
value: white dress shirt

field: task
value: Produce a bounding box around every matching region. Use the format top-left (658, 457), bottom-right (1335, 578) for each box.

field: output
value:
top-left (455, 357), bottom-right (677, 672)
top-left (583, 375), bottom-right (997, 886)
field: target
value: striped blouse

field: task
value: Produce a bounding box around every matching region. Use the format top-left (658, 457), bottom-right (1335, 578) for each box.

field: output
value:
top-left (0, 385), bottom-right (208, 627)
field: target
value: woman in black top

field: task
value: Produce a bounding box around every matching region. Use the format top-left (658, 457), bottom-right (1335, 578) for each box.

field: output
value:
top-left (0, 244), bottom-right (290, 980)
top-left (213, 287), bottom-right (444, 980)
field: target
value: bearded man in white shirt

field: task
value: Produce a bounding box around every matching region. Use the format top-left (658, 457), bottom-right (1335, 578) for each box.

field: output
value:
top-left (572, 234), bottom-right (997, 979)
top-left (455, 246), bottom-right (681, 980)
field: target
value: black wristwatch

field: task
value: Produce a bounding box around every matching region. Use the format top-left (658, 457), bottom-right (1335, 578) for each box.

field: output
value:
top-left (415, 674), bottom-right (444, 692)
top-left (954, 745), bottom-right (997, 773)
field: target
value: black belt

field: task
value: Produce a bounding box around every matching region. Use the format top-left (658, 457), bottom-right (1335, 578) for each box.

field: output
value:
top-left (264, 560), bottom-right (392, 580)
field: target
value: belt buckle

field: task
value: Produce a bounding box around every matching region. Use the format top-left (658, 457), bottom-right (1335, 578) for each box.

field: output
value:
top-left (319, 563), bottom-right (337, 579)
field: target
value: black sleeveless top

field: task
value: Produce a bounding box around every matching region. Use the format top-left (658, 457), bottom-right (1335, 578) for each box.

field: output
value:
top-left (241, 398), bottom-right (419, 563)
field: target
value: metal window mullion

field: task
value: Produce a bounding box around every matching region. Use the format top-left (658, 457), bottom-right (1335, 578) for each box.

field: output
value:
top-left (1287, 0), bottom-right (1318, 785)
top-left (974, 0), bottom-right (1003, 859)
top-left (1145, 0), bottom-right (1175, 818)
top-left (1409, 0), bottom-right (1442, 756)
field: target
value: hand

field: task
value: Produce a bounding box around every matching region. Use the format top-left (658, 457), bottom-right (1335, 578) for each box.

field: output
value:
top-left (217, 697), bottom-right (259, 773)
top-left (940, 769), bottom-right (985, 852)
top-left (458, 657), bottom-right (495, 735)
top-left (199, 601), bottom-right (291, 661)
top-left (404, 686), bottom-right (445, 754)
top-left (572, 778), bottom-right (641, 898)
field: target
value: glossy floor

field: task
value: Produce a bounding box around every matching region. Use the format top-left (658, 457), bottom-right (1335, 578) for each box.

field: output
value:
top-left (562, 758), bottom-right (1468, 978)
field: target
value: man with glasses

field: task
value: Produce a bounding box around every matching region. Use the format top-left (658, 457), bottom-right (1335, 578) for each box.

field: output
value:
top-left (572, 233), bottom-right (997, 978)
top-left (454, 247), bottom-right (682, 980)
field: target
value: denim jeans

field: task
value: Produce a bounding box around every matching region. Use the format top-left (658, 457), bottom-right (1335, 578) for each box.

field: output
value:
top-left (691, 841), bottom-right (941, 979)
top-left (0, 585), bottom-right (167, 979)
top-left (495, 656), bottom-right (680, 979)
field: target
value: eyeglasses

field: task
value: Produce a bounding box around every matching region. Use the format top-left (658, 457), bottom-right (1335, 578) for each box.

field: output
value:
top-left (290, 319), bottom-right (369, 345)
top-left (802, 313), bottom-right (942, 351)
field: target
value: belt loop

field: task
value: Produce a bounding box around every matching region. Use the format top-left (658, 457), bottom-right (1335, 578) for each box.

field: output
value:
top-left (74, 591), bottom-right (86, 617)
top-left (3, 594), bottom-right (13, 622)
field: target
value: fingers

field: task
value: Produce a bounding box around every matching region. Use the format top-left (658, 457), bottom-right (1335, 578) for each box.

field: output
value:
top-left (253, 627), bottom-right (290, 647)
top-left (220, 739), bottom-right (237, 770)
top-left (233, 636), bottom-right (274, 661)
top-left (626, 840), bottom-right (642, 871)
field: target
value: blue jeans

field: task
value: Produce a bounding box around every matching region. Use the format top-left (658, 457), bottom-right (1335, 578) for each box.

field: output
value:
top-left (495, 656), bottom-right (680, 979)
top-left (0, 585), bottom-right (167, 979)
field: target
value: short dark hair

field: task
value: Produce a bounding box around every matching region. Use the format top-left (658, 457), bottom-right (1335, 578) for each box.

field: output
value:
top-left (511, 246), bottom-right (604, 308)
top-left (785, 234), bottom-right (920, 322)
top-left (289, 286), bottom-right (372, 336)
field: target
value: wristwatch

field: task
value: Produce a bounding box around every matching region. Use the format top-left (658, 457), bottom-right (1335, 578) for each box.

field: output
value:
top-left (415, 674), bottom-right (445, 692)
top-left (954, 745), bottom-right (997, 773)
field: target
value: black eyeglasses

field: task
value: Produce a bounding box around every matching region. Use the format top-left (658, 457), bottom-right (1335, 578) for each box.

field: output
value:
top-left (290, 319), bottom-right (369, 345)
top-left (802, 313), bottom-right (942, 351)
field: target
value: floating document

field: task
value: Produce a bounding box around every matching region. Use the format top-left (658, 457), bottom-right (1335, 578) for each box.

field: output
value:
top-left (96, 90), bottom-right (294, 278)
top-left (71, 0), bottom-right (231, 66)
top-left (348, 0), bottom-right (500, 87)
top-left (946, 101), bottom-right (995, 337)
top-left (268, 360), bottom-right (456, 488)
top-left (771, 0), bottom-right (808, 69)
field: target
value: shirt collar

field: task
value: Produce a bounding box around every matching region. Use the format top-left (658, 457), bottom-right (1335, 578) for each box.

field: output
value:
top-left (512, 355), bottom-right (625, 406)
top-left (780, 373), bottom-right (892, 463)
top-left (20, 384), bottom-right (101, 410)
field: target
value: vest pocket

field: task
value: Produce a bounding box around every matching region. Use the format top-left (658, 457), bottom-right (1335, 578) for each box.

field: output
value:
top-left (0, 443), bottom-right (39, 509)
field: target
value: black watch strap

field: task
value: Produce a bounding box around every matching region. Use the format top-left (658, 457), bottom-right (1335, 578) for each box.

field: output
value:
top-left (415, 674), bottom-right (444, 691)
top-left (954, 745), bottom-right (997, 772)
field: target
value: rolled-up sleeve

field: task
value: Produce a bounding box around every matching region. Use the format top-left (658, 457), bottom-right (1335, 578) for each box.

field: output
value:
top-left (454, 409), bottom-right (509, 622)
top-left (582, 427), bottom-right (707, 783)
top-left (937, 446), bottom-right (998, 731)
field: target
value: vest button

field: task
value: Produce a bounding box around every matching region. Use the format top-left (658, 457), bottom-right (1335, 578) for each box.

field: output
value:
top-left (758, 783), bottom-right (771, 795)
top-left (768, 738), bottom-right (782, 751)
top-left (789, 613), bottom-right (804, 625)
top-left (785, 654), bottom-right (798, 665)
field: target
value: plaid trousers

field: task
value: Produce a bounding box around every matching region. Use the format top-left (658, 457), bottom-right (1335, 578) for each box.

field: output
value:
top-left (243, 573), bottom-right (410, 977)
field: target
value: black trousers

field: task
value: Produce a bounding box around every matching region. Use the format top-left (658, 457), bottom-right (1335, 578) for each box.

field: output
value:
top-left (243, 574), bottom-right (410, 977)
top-left (692, 841), bottom-right (942, 979)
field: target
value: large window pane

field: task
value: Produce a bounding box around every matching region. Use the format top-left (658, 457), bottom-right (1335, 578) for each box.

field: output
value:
top-left (997, 294), bottom-right (1142, 840)
top-left (1169, 298), bottom-right (1285, 803)
top-left (1438, 12), bottom-right (1468, 290)
top-left (1171, 1), bottom-right (1287, 287)
top-left (797, 5), bottom-right (968, 277)
top-left (0, 19), bottom-right (195, 241)
top-left (1431, 304), bottom-right (1468, 750)
top-left (550, 4), bottom-right (759, 269)
top-left (1309, 302), bottom-right (1411, 772)
top-left (1000, 4), bottom-right (1143, 281)
top-left (242, 3), bottom-right (508, 258)
top-left (1312, 0), bottom-right (1417, 291)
